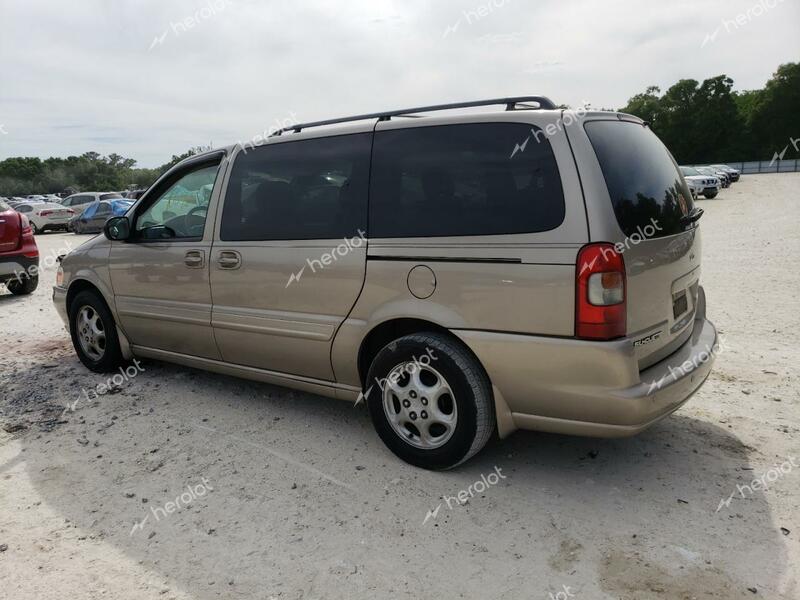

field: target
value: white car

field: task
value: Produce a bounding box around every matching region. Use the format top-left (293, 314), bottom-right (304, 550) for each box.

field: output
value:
top-left (13, 202), bottom-right (75, 233)
top-left (680, 166), bottom-right (720, 199)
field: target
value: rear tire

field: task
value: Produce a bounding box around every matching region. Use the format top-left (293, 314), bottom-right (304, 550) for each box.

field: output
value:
top-left (30, 221), bottom-right (40, 234)
top-left (6, 274), bottom-right (38, 295)
top-left (365, 332), bottom-right (495, 470)
top-left (68, 290), bottom-right (123, 372)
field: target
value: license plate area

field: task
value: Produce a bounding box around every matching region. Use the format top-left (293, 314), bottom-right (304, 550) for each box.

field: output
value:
top-left (673, 291), bottom-right (688, 319)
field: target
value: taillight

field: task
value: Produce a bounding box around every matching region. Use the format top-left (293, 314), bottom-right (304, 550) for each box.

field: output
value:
top-left (19, 214), bottom-right (39, 258)
top-left (39, 210), bottom-right (53, 217)
top-left (576, 243), bottom-right (626, 340)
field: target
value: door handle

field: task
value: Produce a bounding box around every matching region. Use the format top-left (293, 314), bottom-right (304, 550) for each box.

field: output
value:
top-left (184, 250), bottom-right (205, 268)
top-left (218, 250), bottom-right (242, 270)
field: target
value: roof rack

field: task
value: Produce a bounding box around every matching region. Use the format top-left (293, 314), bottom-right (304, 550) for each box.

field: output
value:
top-left (270, 96), bottom-right (557, 137)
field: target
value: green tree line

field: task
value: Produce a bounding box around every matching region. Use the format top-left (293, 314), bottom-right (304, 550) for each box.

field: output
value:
top-left (0, 147), bottom-right (209, 197)
top-left (620, 62), bottom-right (799, 164)
top-left (1, 63), bottom-right (797, 196)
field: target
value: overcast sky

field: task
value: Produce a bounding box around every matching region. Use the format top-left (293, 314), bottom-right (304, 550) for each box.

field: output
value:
top-left (1, 0), bottom-right (798, 167)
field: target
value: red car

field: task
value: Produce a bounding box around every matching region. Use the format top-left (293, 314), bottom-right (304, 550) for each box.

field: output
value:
top-left (0, 198), bottom-right (39, 295)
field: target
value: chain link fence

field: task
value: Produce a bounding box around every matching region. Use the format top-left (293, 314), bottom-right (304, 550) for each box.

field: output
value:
top-left (722, 159), bottom-right (800, 174)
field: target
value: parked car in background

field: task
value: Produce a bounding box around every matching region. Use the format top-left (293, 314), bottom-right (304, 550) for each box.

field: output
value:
top-left (53, 97), bottom-right (716, 469)
top-left (25, 194), bottom-right (47, 201)
top-left (710, 164), bottom-right (741, 182)
top-left (44, 194), bottom-right (63, 202)
top-left (70, 198), bottom-right (133, 234)
top-left (13, 202), bottom-right (75, 233)
top-left (695, 166), bottom-right (729, 188)
top-left (0, 198), bottom-right (39, 295)
top-left (60, 192), bottom-right (124, 210)
top-left (124, 189), bottom-right (147, 200)
top-left (680, 166), bottom-right (720, 199)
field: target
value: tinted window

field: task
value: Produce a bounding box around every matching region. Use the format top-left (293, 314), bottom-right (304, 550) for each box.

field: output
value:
top-left (96, 202), bottom-right (112, 215)
top-left (18, 205), bottom-right (32, 213)
top-left (100, 193), bottom-right (123, 200)
top-left (221, 133), bottom-right (372, 241)
top-left (369, 123), bottom-right (565, 238)
top-left (585, 121), bottom-right (693, 237)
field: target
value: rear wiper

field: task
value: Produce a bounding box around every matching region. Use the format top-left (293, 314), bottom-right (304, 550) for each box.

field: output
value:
top-left (681, 207), bottom-right (704, 225)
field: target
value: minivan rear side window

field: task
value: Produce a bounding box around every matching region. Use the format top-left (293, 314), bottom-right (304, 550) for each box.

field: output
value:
top-left (584, 120), bottom-right (694, 238)
top-left (369, 123), bottom-right (565, 238)
top-left (221, 133), bottom-right (372, 241)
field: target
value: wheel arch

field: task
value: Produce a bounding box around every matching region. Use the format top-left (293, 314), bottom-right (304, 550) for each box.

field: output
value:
top-left (66, 277), bottom-right (134, 360)
top-left (356, 317), bottom-right (516, 439)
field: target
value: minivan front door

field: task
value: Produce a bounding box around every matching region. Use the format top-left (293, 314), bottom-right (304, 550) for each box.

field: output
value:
top-left (108, 154), bottom-right (227, 359)
top-left (209, 132), bottom-right (372, 381)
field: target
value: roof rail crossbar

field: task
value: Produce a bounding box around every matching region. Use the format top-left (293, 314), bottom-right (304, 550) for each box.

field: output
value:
top-left (270, 96), bottom-right (557, 137)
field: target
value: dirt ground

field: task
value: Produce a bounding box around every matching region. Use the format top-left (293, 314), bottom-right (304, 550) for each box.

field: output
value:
top-left (1, 173), bottom-right (798, 600)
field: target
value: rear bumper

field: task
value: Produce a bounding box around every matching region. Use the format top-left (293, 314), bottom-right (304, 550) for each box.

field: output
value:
top-left (0, 254), bottom-right (38, 283)
top-left (455, 298), bottom-right (717, 438)
top-left (52, 285), bottom-right (69, 328)
top-left (40, 222), bottom-right (70, 231)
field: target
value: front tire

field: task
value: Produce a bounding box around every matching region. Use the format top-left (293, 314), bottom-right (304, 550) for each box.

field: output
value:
top-left (6, 274), bottom-right (38, 295)
top-left (704, 191), bottom-right (718, 199)
top-left (68, 290), bottom-right (123, 372)
top-left (30, 221), bottom-right (40, 234)
top-left (365, 332), bottom-right (495, 470)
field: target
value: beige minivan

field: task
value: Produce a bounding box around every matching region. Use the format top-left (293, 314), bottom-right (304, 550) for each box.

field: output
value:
top-left (53, 96), bottom-right (717, 469)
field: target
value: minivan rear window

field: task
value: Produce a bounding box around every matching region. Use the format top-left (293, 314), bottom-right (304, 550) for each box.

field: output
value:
top-left (370, 123), bottom-right (565, 238)
top-left (585, 121), bottom-right (693, 238)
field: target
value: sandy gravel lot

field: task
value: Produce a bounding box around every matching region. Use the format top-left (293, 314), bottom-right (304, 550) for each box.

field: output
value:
top-left (1, 173), bottom-right (798, 600)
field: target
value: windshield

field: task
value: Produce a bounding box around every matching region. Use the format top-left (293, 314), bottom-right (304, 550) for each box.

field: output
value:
top-left (680, 167), bottom-right (700, 176)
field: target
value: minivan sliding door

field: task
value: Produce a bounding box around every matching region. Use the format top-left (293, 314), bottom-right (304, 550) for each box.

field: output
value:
top-left (210, 131), bottom-right (372, 381)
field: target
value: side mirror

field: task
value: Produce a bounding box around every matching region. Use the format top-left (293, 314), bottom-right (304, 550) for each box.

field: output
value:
top-left (104, 216), bottom-right (131, 241)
